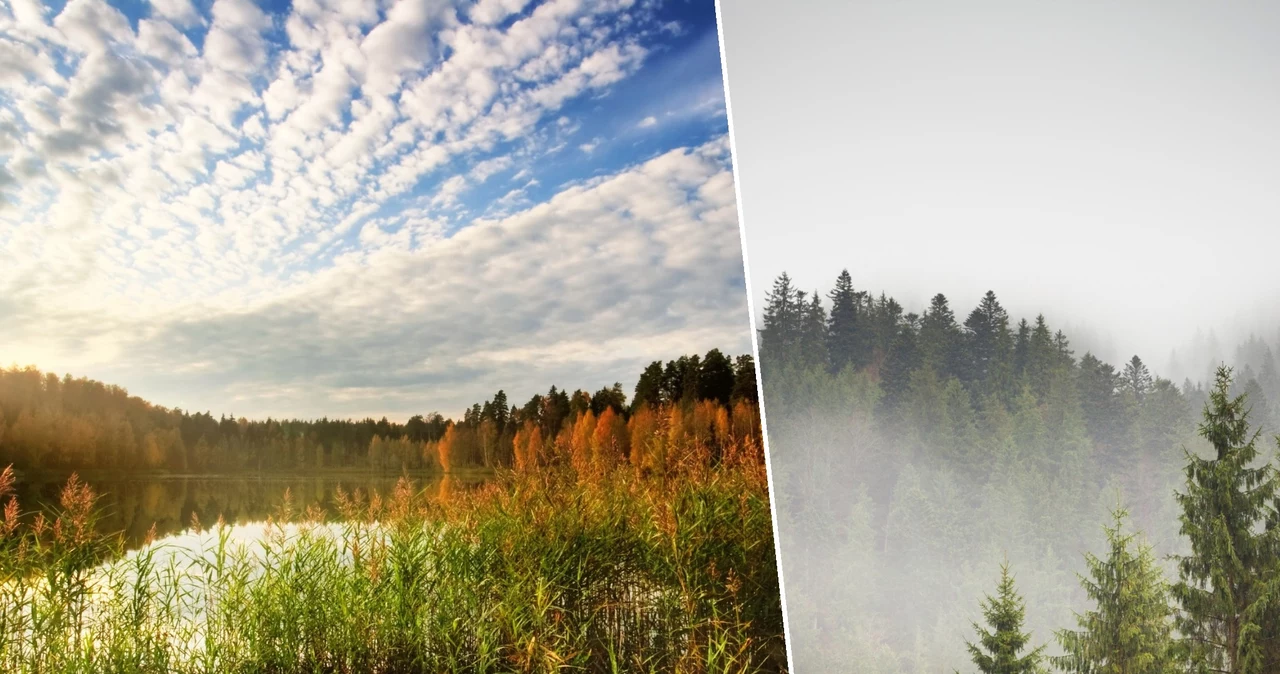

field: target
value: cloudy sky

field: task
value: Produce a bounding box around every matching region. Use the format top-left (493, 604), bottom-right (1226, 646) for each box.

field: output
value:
top-left (721, 0), bottom-right (1280, 377)
top-left (0, 0), bottom-right (751, 420)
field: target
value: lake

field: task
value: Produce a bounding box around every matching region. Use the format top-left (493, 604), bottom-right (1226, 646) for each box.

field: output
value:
top-left (10, 471), bottom-right (492, 552)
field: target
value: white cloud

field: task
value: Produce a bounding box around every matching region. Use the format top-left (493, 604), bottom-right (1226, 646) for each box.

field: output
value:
top-left (637, 115), bottom-right (657, 128)
top-left (149, 0), bottom-right (202, 27)
top-left (0, 0), bottom-right (742, 419)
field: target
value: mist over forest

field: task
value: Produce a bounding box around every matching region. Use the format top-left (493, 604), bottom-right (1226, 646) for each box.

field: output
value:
top-left (758, 270), bottom-right (1280, 673)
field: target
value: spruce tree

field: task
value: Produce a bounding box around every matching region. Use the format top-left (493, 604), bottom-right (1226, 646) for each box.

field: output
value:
top-left (963, 290), bottom-right (1013, 393)
top-left (826, 269), bottom-right (862, 374)
top-left (796, 290), bottom-right (829, 371)
top-left (1014, 318), bottom-right (1032, 380)
top-left (1122, 356), bottom-right (1154, 403)
top-left (761, 272), bottom-right (800, 367)
top-left (1053, 505), bottom-right (1177, 674)
top-left (920, 293), bottom-right (962, 380)
top-left (1172, 366), bottom-right (1280, 674)
top-left (959, 562), bottom-right (1046, 674)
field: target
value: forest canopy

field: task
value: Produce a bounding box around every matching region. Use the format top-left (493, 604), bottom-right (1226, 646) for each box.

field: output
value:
top-left (0, 349), bottom-right (760, 475)
top-left (758, 269), bottom-right (1280, 674)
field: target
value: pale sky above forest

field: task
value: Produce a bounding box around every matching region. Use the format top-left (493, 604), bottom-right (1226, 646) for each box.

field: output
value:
top-left (0, 0), bottom-right (751, 420)
top-left (720, 0), bottom-right (1280, 380)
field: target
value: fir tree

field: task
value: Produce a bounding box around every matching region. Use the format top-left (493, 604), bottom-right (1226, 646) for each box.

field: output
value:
top-left (964, 290), bottom-right (1013, 393)
top-left (761, 272), bottom-right (801, 367)
top-left (1122, 356), bottom-right (1154, 403)
top-left (827, 269), bottom-right (862, 374)
top-left (881, 315), bottom-right (921, 411)
top-left (1053, 505), bottom-right (1177, 674)
top-left (920, 293), bottom-right (963, 380)
top-left (1172, 366), bottom-right (1280, 674)
top-left (959, 562), bottom-right (1047, 674)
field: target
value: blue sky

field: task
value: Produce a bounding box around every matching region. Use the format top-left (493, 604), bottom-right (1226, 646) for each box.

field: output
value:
top-left (0, 0), bottom-right (752, 420)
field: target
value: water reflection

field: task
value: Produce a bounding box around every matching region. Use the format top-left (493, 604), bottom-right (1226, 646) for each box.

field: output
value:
top-left (12, 472), bottom-right (490, 551)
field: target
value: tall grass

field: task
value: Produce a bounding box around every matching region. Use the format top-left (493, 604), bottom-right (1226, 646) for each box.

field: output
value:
top-left (0, 453), bottom-right (785, 673)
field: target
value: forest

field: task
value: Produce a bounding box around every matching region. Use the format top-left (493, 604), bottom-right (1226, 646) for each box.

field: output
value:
top-left (1, 348), bottom-right (784, 673)
top-left (758, 270), bottom-right (1279, 673)
top-left (0, 349), bottom-right (759, 474)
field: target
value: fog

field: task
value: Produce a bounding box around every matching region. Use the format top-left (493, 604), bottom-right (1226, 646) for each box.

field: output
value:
top-left (716, 1), bottom-right (1280, 670)
top-left (720, 0), bottom-right (1280, 373)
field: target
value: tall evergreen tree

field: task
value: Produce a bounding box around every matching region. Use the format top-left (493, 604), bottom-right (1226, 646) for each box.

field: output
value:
top-left (633, 361), bottom-right (665, 410)
top-left (796, 290), bottom-right (829, 371)
top-left (827, 269), bottom-right (863, 374)
top-left (881, 315), bottom-right (922, 411)
top-left (1013, 319), bottom-right (1032, 380)
top-left (959, 562), bottom-right (1047, 674)
top-left (697, 348), bottom-right (737, 405)
top-left (732, 354), bottom-right (759, 404)
top-left (964, 291), bottom-right (1013, 393)
top-left (1026, 315), bottom-right (1056, 399)
top-left (920, 294), bottom-right (963, 380)
top-left (761, 272), bottom-right (801, 367)
top-left (1172, 366), bottom-right (1280, 674)
top-left (1122, 356), bottom-right (1154, 403)
top-left (1053, 505), bottom-right (1178, 674)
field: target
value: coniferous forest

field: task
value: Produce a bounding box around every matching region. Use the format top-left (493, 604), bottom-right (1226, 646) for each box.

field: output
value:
top-left (758, 270), bottom-right (1280, 674)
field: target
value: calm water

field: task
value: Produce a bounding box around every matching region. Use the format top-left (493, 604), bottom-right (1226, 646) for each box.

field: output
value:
top-left (11, 471), bottom-right (491, 551)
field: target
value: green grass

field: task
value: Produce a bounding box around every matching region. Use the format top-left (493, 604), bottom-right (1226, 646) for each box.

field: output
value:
top-left (0, 463), bottom-right (786, 673)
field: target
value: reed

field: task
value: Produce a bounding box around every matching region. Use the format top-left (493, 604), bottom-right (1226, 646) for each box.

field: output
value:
top-left (0, 454), bottom-right (785, 673)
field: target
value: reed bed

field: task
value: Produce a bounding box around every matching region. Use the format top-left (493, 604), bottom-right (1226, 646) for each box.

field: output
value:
top-left (0, 459), bottom-right (785, 673)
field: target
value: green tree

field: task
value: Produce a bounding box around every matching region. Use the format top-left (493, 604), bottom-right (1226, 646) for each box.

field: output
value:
top-left (919, 293), bottom-right (962, 380)
top-left (698, 348), bottom-right (737, 405)
top-left (633, 361), bottom-right (666, 410)
top-left (1053, 505), bottom-right (1178, 674)
top-left (796, 290), bottom-right (829, 370)
top-left (731, 354), bottom-right (759, 404)
top-left (959, 562), bottom-right (1047, 674)
top-left (760, 272), bottom-right (801, 367)
top-left (1172, 366), bottom-right (1280, 674)
top-left (963, 290), bottom-right (1013, 394)
top-left (1122, 356), bottom-right (1154, 403)
top-left (826, 269), bottom-right (864, 373)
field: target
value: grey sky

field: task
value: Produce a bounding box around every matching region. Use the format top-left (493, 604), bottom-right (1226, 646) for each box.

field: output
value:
top-left (720, 0), bottom-right (1280, 378)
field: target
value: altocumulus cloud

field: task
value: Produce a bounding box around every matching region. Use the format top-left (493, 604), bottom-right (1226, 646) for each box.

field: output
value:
top-left (0, 0), bottom-right (748, 420)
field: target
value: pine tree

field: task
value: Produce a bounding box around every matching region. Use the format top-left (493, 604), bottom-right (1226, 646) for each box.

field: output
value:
top-left (1053, 505), bottom-right (1177, 674)
top-left (794, 290), bottom-right (829, 370)
top-left (964, 290), bottom-right (1013, 393)
top-left (1026, 315), bottom-right (1056, 400)
top-left (761, 272), bottom-right (801, 367)
top-left (1172, 366), bottom-right (1280, 674)
top-left (1122, 356), bottom-right (1154, 403)
top-left (881, 316), bottom-right (921, 411)
top-left (827, 269), bottom-right (862, 374)
top-left (697, 348), bottom-right (736, 405)
top-left (633, 361), bottom-right (666, 410)
top-left (920, 294), bottom-right (962, 380)
top-left (731, 354), bottom-right (759, 404)
top-left (959, 562), bottom-right (1047, 674)
top-left (1014, 318), bottom-right (1032, 380)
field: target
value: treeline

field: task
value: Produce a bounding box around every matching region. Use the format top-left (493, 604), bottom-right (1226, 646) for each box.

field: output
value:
top-left (758, 269), bottom-right (1280, 673)
top-left (0, 349), bottom-right (760, 474)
